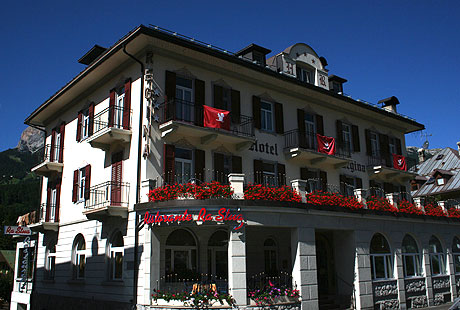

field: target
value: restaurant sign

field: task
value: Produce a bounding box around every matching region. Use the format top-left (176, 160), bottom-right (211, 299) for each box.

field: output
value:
top-left (144, 208), bottom-right (245, 230)
top-left (4, 226), bottom-right (32, 236)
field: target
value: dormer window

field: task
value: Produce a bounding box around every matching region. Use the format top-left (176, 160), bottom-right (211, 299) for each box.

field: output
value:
top-left (437, 178), bottom-right (445, 186)
top-left (296, 66), bottom-right (314, 84)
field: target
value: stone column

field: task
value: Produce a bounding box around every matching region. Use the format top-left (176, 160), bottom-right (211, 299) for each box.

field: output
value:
top-left (291, 227), bottom-right (318, 310)
top-left (291, 179), bottom-right (308, 203)
top-left (228, 227), bottom-right (247, 306)
top-left (386, 193), bottom-right (398, 209)
top-left (229, 174), bottom-right (245, 200)
top-left (413, 197), bottom-right (425, 213)
top-left (354, 189), bottom-right (367, 208)
top-left (354, 231), bottom-right (374, 310)
top-left (446, 248), bottom-right (458, 300)
top-left (394, 245), bottom-right (407, 309)
top-left (423, 248), bottom-right (434, 306)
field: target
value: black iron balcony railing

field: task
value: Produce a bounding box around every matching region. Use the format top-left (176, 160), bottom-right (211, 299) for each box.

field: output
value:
top-left (39, 203), bottom-right (59, 223)
top-left (283, 129), bottom-right (351, 158)
top-left (84, 181), bottom-right (130, 211)
top-left (92, 106), bottom-right (133, 136)
top-left (158, 99), bottom-right (254, 137)
top-left (33, 144), bottom-right (63, 164)
top-left (367, 155), bottom-right (392, 168)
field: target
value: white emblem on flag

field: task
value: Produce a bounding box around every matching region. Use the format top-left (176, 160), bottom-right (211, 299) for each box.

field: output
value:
top-left (216, 112), bottom-right (225, 123)
top-left (398, 159), bottom-right (402, 166)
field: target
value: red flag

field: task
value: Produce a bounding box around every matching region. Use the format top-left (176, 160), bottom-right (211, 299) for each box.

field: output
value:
top-left (203, 105), bottom-right (230, 130)
top-left (393, 154), bottom-right (407, 171)
top-left (316, 134), bottom-right (336, 155)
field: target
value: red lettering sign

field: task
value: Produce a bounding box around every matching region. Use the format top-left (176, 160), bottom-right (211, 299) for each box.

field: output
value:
top-left (4, 226), bottom-right (32, 236)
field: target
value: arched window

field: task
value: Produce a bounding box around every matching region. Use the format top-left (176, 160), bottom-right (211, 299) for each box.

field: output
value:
top-left (109, 231), bottom-right (124, 280)
top-left (370, 233), bottom-right (393, 280)
top-left (402, 235), bottom-right (422, 277)
top-left (453, 237), bottom-right (460, 274)
top-left (429, 236), bottom-right (445, 275)
top-left (72, 234), bottom-right (86, 279)
top-left (45, 240), bottom-right (56, 280)
top-left (207, 230), bottom-right (228, 279)
top-left (264, 238), bottom-right (278, 276)
top-left (165, 229), bottom-right (197, 278)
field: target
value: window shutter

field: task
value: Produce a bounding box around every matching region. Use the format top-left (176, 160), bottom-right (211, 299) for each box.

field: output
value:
top-left (59, 122), bottom-right (65, 163)
top-left (356, 177), bottom-right (363, 189)
top-left (165, 71), bottom-right (176, 101)
top-left (88, 102), bottom-right (95, 136)
top-left (336, 120), bottom-right (343, 148)
top-left (396, 138), bottom-right (402, 155)
top-left (46, 183), bottom-right (51, 221)
top-left (84, 165), bottom-right (91, 200)
top-left (72, 170), bottom-right (78, 202)
top-left (297, 109), bottom-right (307, 148)
top-left (50, 129), bottom-right (56, 162)
top-left (213, 152), bottom-right (224, 183)
top-left (277, 163), bottom-right (286, 186)
top-left (123, 79), bottom-right (131, 129)
top-left (164, 144), bottom-right (175, 184)
top-left (194, 149), bottom-right (205, 182)
top-left (231, 89), bottom-right (241, 124)
top-left (76, 112), bottom-right (82, 141)
top-left (252, 96), bottom-right (261, 129)
top-left (275, 103), bottom-right (284, 134)
top-left (316, 114), bottom-right (324, 135)
top-left (213, 85), bottom-right (223, 109)
top-left (352, 125), bottom-right (360, 152)
top-left (320, 171), bottom-right (328, 192)
top-left (253, 159), bottom-right (263, 184)
top-left (194, 79), bottom-right (205, 127)
top-left (109, 89), bottom-right (116, 127)
top-left (300, 167), bottom-right (309, 180)
top-left (232, 155), bottom-right (242, 173)
top-left (365, 129), bottom-right (372, 156)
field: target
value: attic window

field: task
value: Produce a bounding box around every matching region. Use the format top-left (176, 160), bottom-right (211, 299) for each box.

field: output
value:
top-left (436, 154), bottom-right (444, 160)
top-left (437, 178), bottom-right (445, 186)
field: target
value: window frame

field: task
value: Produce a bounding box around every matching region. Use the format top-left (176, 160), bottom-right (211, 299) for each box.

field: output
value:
top-left (370, 233), bottom-right (393, 281)
top-left (260, 101), bottom-right (274, 132)
top-left (429, 236), bottom-right (446, 276)
top-left (108, 232), bottom-right (124, 281)
top-left (45, 242), bottom-right (56, 280)
top-left (401, 235), bottom-right (422, 278)
top-left (262, 161), bottom-right (277, 187)
top-left (78, 168), bottom-right (86, 202)
top-left (165, 229), bottom-right (198, 277)
top-left (369, 131), bottom-right (379, 157)
top-left (297, 66), bottom-right (315, 85)
top-left (174, 147), bottom-right (194, 184)
top-left (72, 235), bottom-right (86, 280)
top-left (264, 238), bottom-right (278, 275)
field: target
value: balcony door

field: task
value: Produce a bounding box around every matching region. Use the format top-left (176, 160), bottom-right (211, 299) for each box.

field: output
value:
top-left (111, 152), bottom-right (123, 206)
top-left (304, 114), bottom-right (316, 149)
top-left (49, 188), bottom-right (57, 222)
top-left (175, 77), bottom-right (193, 122)
top-left (114, 90), bottom-right (125, 128)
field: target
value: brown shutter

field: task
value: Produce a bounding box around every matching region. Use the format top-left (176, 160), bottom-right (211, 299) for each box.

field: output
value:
top-left (194, 149), bottom-right (205, 182)
top-left (300, 167), bottom-right (309, 180)
top-left (365, 129), bottom-right (372, 156)
top-left (76, 112), bottom-right (82, 141)
top-left (111, 152), bottom-right (123, 205)
top-left (275, 103), bottom-right (284, 134)
top-left (123, 79), bottom-right (131, 129)
top-left (336, 120), bottom-right (343, 148)
top-left (50, 129), bottom-right (56, 162)
top-left (316, 114), bottom-right (324, 135)
top-left (59, 123), bottom-right (65, 163)
top-left (254, 159), bottom-right (263, 184)
top-left (277, 163), bottom-right (286, 186)
top-left (165, 71), bottom-right (176, 101)
top-left (396, 138), bottom-right (402, 155)
top-left (232, 155), bottom-right (242, 173)
top-left (55, 181), bottom-right (61, 222)
top-left (109, 89), bottom-right (116, 127)
top-left (231, 89), bottom-right (241, 124)
top-left (356, 177), bottom-right (363, 189)
top-left (46, 183), bottom-right (51, 221)
top-left (252, 96), bottom-right (261, 129)
top-left (213, 85), bottom-right (223, 109)
top-left (72, 170), bottom-right (78, 202)
top-left (352, 125), bottom-right (360, 152)
top-left (320, 171), bottom-right (328, 192)
top-left (297, 109), bottom-right (306, 148)
top-left (88, 102), bottom-right (95, 136)
top-left (84, 165), bottom-right (91, 200)
top-left (164, 144), bottom-right (175, 184)
top-left (213, 152), bottom-right (224, 183)
top-left (194, 79), bottom-right (205, 127)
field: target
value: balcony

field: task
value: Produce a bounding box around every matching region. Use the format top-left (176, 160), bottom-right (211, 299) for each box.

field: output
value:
top-left (158, 99), bottom-right (255, 151)
top-left (367, 155), bottom-right (416, 182)
top-left (83, 181), bottom-right (130, 220)
top-left (28, 203), bottom-right (59, 232)
top-left (86, 106), bottom-right (132, 150)
top-left (31, 144), bottom-right (63, 177)
top-left (283, 130), bottom-right (351, 168)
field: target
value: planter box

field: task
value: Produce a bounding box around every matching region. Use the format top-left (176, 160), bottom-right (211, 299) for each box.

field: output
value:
top-left (249, 296), bottom-right (300, 306)
top-left (152, 298), bottom-right (232, 308)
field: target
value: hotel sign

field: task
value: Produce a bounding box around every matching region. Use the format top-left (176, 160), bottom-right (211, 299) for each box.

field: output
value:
top-left (144, 208), bottom-right (245, 230)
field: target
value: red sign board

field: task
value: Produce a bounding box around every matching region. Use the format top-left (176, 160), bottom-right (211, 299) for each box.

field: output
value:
top-left (4, 226), bottom-right (32, 236)
top-left (144, 208), bottom-right (244, 230)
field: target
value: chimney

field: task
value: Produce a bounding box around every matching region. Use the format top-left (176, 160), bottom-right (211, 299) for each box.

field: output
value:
top-left (418, 148), bottom-right (426, 163)
top-left (378, 96), bottom-right (400, 113)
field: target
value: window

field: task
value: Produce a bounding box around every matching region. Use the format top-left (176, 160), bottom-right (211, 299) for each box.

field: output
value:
top-left (221, 87), bottom-right (231, 111)
top-left (304, 113), bottom-right (316, 149)
top-left (262, 162), bottom-right (276, 186)
top-left (370, 132), bottom-right (379, 157)
top-left (429, 236), bottom-right (445, 276)
top-left (370, 233), bottom-right (393, 280)
top-left (175, 148), bottom-right (193, 184)
top-left (342, 123), bottom-right (352, 153)
top-left (264, 238), bottom-right (278, 276)
top-left (45, 241), bottom-right (56, 280)
top-left (49, 188), bottom-right (57, 222)
top-left (340, 175), bottom-right (361, 197)
top-left (296, 66), bottom-right (314, 84)
top-left (81, 109), bottom-right (90, 139)
top-left (109, 231), bottom-right (124, 280)
top-left (437, 177), bottom-right (445, 186)
top-left (402, 235), bottom-right (422, 277)
top-left (389, 137), bottom-right (397, 155)
top-left (175, 77), bottom-right (193, 122)
top-left (452, 237), bottom-right (460, 274)
top-left (53, 131), bottom-right (61, 163)
top-left (72, 234), bottom-right (86, 279)
top-left (332, 81), bottom-right (342, 93)
top-left (260, 101), bottom-right (274, 132)
top-left (114, 88), bottom-right (125, 128)
top-left (207, 230), bottom-right (228, 279)
top-left (78, 168), bottom-right (86, 201)
top-left (165, 229), bottom-right (197, 278)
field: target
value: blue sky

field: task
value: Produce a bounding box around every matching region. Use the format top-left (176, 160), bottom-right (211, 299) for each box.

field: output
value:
top-left (0, 1), bottom-right (458, 151)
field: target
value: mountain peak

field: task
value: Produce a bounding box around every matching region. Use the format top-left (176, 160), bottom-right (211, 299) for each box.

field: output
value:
top-left (16, 127), bottom-right (44, 153)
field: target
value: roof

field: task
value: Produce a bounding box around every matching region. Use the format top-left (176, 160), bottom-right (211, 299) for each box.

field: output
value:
top-left (415, 148), bottom-right (460, 176)
top-left (78, 45), bottom-right (107, 65)
top-left (412, 168), bottom-right (460, 197)
top-left (24, 25), bottom-right (425, 133)
top-left (235, 43), bottom-right (271, 56)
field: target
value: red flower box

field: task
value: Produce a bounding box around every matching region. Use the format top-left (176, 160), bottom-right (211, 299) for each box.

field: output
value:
top-left (306, 191), bottom-right (364, 210)
top-left (244, 184), bottom-right (301, 203)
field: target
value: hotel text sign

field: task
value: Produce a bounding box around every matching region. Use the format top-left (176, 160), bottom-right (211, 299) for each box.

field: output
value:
top-left (144, 208), bottom-right (245, 230)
